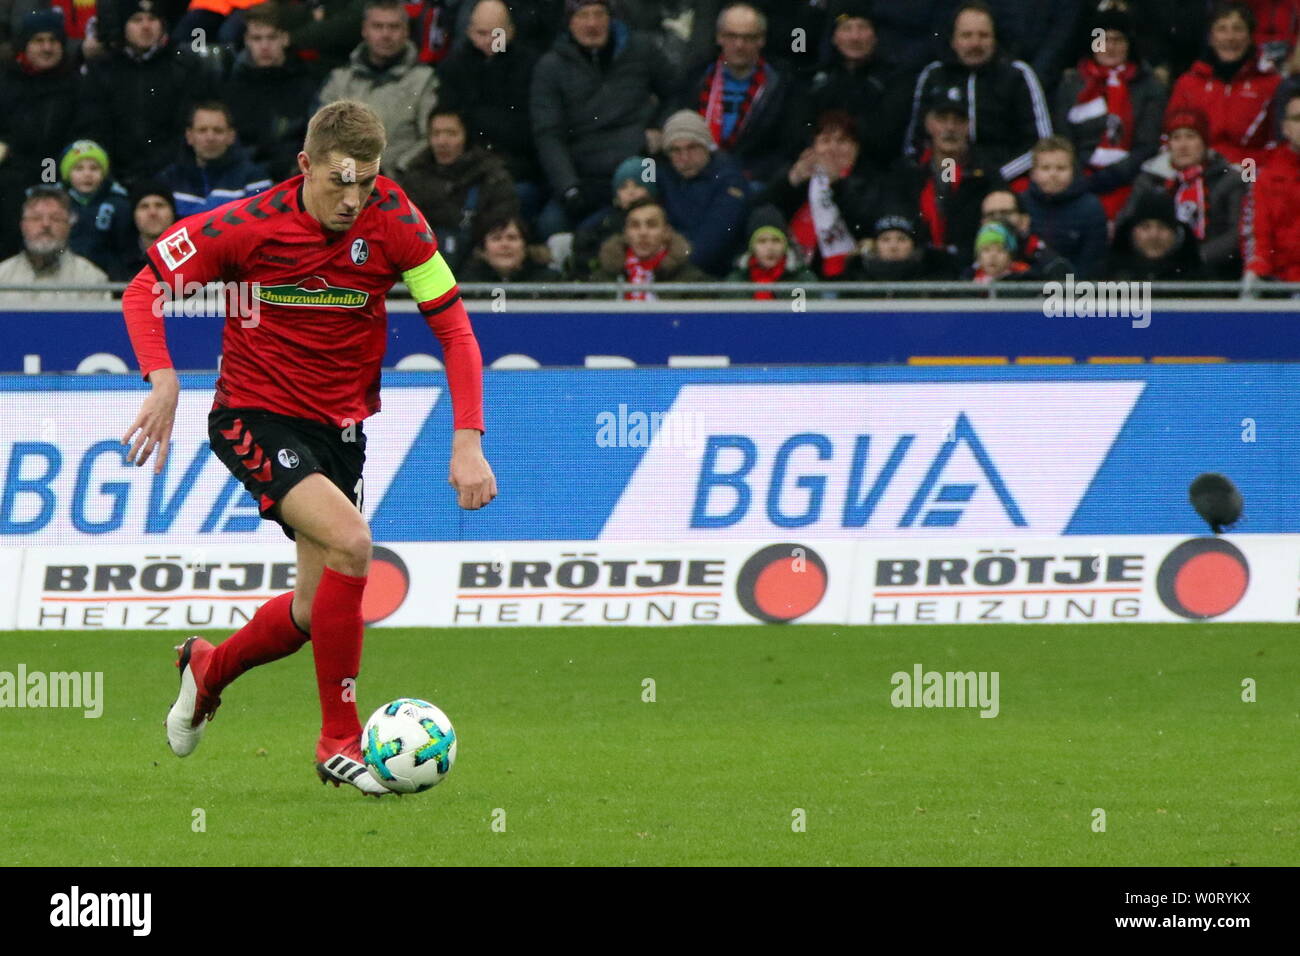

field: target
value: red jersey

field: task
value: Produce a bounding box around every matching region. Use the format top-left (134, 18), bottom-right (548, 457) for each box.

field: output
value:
top-left (123, 174), bottom-right (483, 431)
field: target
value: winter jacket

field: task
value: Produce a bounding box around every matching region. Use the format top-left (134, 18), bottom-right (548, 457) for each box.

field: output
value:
top-left (659, 151), bottom-right (750, 277)
top-left (871, 0), bottom-right (961, 74)
top-left (157, 145), bottom-right (272, 220)
top-left (458, 253), bottom-right (562, 297)
top-left (618, 0), bottom-right (722, 74)
top-left (1166, 56), bottom-right (1281, 166)
top-left (317, 41), bottom-right (439, 174)
top-left (530, 21), bottom-right (678, 197)
top-left (281, 0), bottom-right (365, 74)
top-left (1023, 177), bottom-right (1109, 280)
top-left (1244, 142), bottom-right (1300, 280)
top-left (795, 49), bottom-right (911, 174)
top-left (220, 48), bottom-right (319, 182)
top-left (435, 37), bottom-right (541, 183)
top-left (676, 55), bottom-right (793, 183)
top-left (724, 248), bottom-right (819, 297)
top-left (0, 48), bottom-right (80, 182)
top-left (74, 41), bottom-right (216, 181)
top-left (589, 229), bottom-right (712, 293)
top-left (906, 53), bottom-right (1054, 181)
top-left (888, 147), bottom-right (1006, 264)
top-left (754, 0), bottom-right (829, 79)
top-left (67, 178), bottom-right (134, 281)
top-left (393, 144), bottom-right (518, 271)
top-left (842, 246), bottom-right (962, 283)
top-left (1055, 60), bottom-right (1168, 197)
top-left (1107, 213), bottom-right (1204, 282)
top-left (571, 204), bottom-right (627, 280)
top-left (1121, 150), bottom-right (1244, 278)
top-left (983, 0), bottom-right (1084, 95)
top-left (762, 164), bottom-right (878, 247)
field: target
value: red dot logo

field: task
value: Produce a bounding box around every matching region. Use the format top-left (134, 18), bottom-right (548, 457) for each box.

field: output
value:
top-left (362, 546), bottom-right (410, 624)
top-left (736, 544), bottom-right (828, 623)
top-left (1156, 538), bottom-right (1249, 619)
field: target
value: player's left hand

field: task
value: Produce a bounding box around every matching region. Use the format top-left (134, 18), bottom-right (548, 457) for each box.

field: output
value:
top-left (449, 430), bottom-right (496, 510)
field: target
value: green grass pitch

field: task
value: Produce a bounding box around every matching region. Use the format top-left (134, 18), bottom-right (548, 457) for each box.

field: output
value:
top-left (1, 623), bottom-right (1294, 866)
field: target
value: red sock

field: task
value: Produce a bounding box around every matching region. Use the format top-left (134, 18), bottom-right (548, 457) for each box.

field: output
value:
top-left (206, 591), bottom-right (310, 695)
top-left (311, 566), bottom-right (367, 742)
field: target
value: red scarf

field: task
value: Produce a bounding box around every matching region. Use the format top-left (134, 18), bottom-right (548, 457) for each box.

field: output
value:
top-left (747, 258), bottom-right (786, 300)
top-left (623, 246), bottom-right (668, 300)
top-left (916, 148), bottom-right (963, 251)
top-left (1076, 59), bottom-right (1137, 152)
top-left (699, 57), bottom-right (769, 149)
top-left (1171, 165), bottom-right (1208, 239)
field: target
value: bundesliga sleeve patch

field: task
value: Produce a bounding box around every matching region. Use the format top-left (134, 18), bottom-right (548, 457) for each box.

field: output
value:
top-left (158, 227), bottom-right (197, 270)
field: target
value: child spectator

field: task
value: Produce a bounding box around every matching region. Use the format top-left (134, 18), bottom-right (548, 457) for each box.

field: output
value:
top-left (1123, 109), bottom-right (1245, 278)
top-left (1055, 2), bottom-right (1167, 221)
top-left (1023, 136), bottom-right (1110, 279)
top-left (60, 140), bottom-right (134, 281)
top-left (571, 155), bottom-right (657, 279)
top-left (590, 197), bottom-right (709, 298)
top-left (965, 221), bottom-right (1033, 283)
top-left (1108, 189), bottom-right (1205, 280)
top-left (846, 212), bottom-right (960, 283)
top-left (725, 220), bottom-right (816, 298)
top-left (457, 213), bottom-right (562, 292)
top-left (1165, 1), bottom-right (1281, 166)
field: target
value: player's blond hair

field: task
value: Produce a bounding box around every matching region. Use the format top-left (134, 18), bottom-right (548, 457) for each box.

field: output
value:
top-left (304, 101), bottom-right (387, 163)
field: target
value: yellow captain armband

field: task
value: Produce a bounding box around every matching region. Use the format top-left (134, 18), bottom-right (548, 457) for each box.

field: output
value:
top-left (402, 252), bottom-right (458, 303)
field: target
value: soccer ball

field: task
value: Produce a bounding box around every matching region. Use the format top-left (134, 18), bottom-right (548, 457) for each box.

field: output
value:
top-left (362, 698), bottom-right (457, 793)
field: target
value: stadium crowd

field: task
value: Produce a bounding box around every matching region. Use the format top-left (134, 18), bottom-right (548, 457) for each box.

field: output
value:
top-left (1, 0), bottom-right (1299, 299)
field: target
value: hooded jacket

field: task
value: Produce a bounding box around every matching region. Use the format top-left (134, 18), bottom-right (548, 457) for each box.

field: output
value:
top-left (905, 50), bottom-right (1054, 181)
top-left (1122, 148), bottom-right (1244, 278)
top-left (1023, 174), bottom-right (1110, 280)
top-left (317, 41), bottom-right (440, 173)
top-left (530, 20), bottom-right (677, 196)
top-left (1166, 55), bottom-right (1281, 166)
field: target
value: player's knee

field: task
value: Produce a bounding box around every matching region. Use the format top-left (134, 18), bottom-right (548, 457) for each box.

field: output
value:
top-left (327, 523), bottom-right (372, 576)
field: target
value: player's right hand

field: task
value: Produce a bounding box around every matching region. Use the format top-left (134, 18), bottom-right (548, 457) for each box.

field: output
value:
top-left (122, 368), bottom-right (180, 474)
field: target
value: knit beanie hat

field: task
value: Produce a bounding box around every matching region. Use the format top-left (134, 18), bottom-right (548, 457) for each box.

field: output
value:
top-left (662, 109), bottom-right (714, 151)
top-left (1164, 108), bottom-right (1210, 144)
top-left (612, 155), bottom-right (658, 197)
top-left (60, 140), bottom-right (110, 183)
top-left (17, 9), bottom-right (66, 47)
top-left (748, 224), bottom-right (788, 253)
top-left (128, 178), bottom-right (178, 218)
top-left (975, 221), bottom-right (1017, 255)
top-left (566, 0), bottom-right (611, 17)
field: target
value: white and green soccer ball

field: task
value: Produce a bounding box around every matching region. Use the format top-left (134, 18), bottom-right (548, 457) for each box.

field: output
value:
top-left (362, 698), bottom-right (457, 794)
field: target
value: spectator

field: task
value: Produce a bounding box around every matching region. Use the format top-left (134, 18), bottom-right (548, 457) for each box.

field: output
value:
top-left (280, 0), bottom-right (366, 73)
top-left (980, 187), bottom-right (1073, 278)
top-left (436, 0), bottom-right (542, 213)
top-left (119, 178), bottom-right (177, 278)
top-left (316, 0), bottom-right (440, 172)
top-left (761, 109), bottom-right (876, 279)
top-left (618, 0), bottom-right (721, 74)
top-left (220, 2), bottom-right (318, 181)
top-left (1023, 136), bottom-right (1109, 278)
top-left (795, 0), bottom-right (910, 174)
top-left (458, 212), bottom-right (562, 290)
top-left (725, 217), bottom-right (817, 298)
top-left (0, 187), bottom-right (110, 302)
top-left (846, 211), bottom-right (962, 283)
top-left (1055, 3), bottom-right (1167, 221)
top-left (60, 140), bottom-right (133, 280)
top-left (1244, 88), bottom-right (1300, 282)
top-left (156, 102), bottom-right (273, 218)
top-left (1107, 188), bottom-right (1204, 280)
top-left (984, 0), bottom-right (1083, 97)
top-left (891, 84), bottom-right (1006, 265)
top-left (530, 0), bottom-right (675, 235)
top-left (571, 154), bottom-right (657, 278)
top-left (906, 1), bottom-right (1054, 183)
top-left (0, 9), bottom-right (81, 260)
top-left (1123, 108), bottom-right (1245, 278)
top-left (1166, 1), bottom-right (1280, 166)
top-left (657, 109), bottom-right (749, 276)
top-left (679, 2), bottom-right (792, 186)
top-left (449, 0), bottom-right (565, 54)
top-left (754, 0), bottom-right (828, 80)
top-left (75, 0), bottom-right (215, 182)
top-left (393, 107), bottom-right (518, 270)
top-left (590, 197), bottom-right (710, 297)
top-left (405, 0), bottom-right (463, 65)
top-left (965, 220), bottom-right (1034, 282)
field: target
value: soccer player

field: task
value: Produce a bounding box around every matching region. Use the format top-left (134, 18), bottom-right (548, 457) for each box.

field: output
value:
top-left (120, 100), bottom-right (496, 796)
